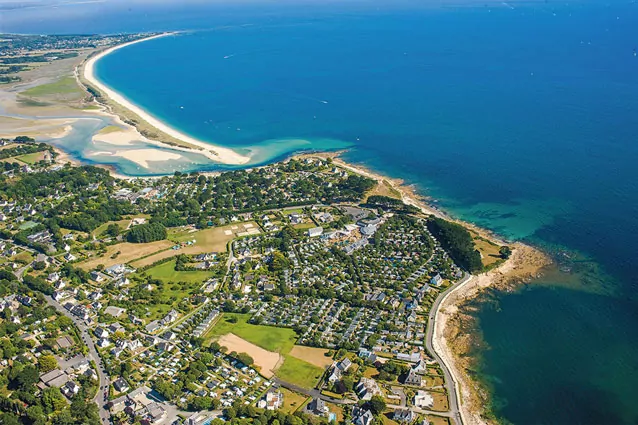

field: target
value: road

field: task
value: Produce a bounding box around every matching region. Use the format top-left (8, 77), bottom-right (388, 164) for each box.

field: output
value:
top-left (272, 378), bottom-right (355, 405)
top-left (43, 296), bottom-right (112, 424)
top-left (425, 274), bottom-right (472, 425)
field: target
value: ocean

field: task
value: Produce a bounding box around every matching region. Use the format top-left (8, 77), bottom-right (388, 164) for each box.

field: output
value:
top-left (4, 0), bottom-right (638, 423)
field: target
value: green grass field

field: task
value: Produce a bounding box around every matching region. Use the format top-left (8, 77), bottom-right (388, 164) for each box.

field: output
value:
top-left (207, 313), bottom-right (297, 353)
top-left (144, 259), bottom-right (215, 285)
top-left (15, 151), bottom-right (45, 164)
top-left (278, 355), bottom-right (325, 389)
top-left (207, 313), bottom-right (323, 389)
top-left (21, 76), bottom-right (84, 98)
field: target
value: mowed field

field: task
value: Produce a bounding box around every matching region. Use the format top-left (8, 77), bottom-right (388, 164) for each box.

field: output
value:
top-left (78, 240), bottom-right (173, 271)
top-left (207, 314), bottom-right (324, 389)
top-left (218, 333), bottom-right (283, 378)
top-left (289, 346), bottom-right (333, 368)
top-left (131, 222), bottom-right (258, 268)
top-left (16, 151), bottom-right (47, 164)
top-left (143, 259), bottom-right (215, 284)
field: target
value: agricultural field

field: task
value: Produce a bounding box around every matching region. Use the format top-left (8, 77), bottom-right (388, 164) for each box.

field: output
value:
top-left (288, 345), bottom-right (333, 368)
top-left (132, 223), bottom-right (257, 268)
top-left (78, 240), bottom-right (173, 271)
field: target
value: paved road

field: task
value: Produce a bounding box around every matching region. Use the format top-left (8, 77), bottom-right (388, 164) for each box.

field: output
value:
top-left (44, 296), bottom-right (112, 424)
top-left (425, 274), bottom-right (472, 425)
top-left (272, 378), bottom-right (355, 405)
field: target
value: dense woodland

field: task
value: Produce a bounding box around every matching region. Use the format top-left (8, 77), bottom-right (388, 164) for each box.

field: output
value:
top-left (426, 217), bottom-right (483, 272)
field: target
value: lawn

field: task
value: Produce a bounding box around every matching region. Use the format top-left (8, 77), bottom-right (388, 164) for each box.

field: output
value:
top-left (16, 151), bottom-right (46, 164)
top-left (207, 313), bottom-right (297, 354)
top-left (277, 355), bottom-right (324, 389)
top-left (279, 388), bottom-right (310, 413)
top-left (13, 251), bottom-right (34, 264)
top-left (144, 259), bottom-right (215, 284)
top-left (136, 277), bottom-right (202, 321)
top-left (21, 76), bottom-right (84, 98)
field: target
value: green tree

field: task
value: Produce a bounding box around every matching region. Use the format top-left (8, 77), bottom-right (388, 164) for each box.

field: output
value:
top-left (38, 354), bottom-right (58, 373)
top-left (106, 223), bottom-right (120, 237)
top-left (42, 387), bottom-right (67, 413)
top-left (499, 246), bottom-right (512, 259)
top-left (368, 395), bottom-right (386, 415)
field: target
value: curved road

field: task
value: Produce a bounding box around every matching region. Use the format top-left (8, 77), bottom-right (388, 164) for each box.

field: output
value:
top-left (44, 296), bottom-right (111, 424)
top-left (426, 274), bottom-right (472, 425)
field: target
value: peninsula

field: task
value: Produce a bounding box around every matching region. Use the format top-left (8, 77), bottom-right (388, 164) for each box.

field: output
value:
top-left (0, 33), bottom-right (550, 425)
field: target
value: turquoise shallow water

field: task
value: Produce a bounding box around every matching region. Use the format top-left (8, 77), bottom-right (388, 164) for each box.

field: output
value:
top-left (5, 0), bottom-right (638, 423)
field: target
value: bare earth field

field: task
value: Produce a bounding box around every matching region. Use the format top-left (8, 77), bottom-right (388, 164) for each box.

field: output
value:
top-left (79, 240), bottom-right (173, 271)
top-left (288, 345), bottom-right (333, 369)
top-left (217, 333), bottom-right (283, 378)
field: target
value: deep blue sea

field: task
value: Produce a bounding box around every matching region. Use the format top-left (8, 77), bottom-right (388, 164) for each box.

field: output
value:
top-left (4, 0), bottom-right (638, 423)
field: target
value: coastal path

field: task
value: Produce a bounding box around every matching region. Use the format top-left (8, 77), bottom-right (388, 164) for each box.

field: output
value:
top-left (426, 273), bottom-right (473, 425)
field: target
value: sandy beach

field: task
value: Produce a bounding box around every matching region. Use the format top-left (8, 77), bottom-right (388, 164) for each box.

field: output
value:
top-left (111, 149), bottom-right (182, 168)
top-left (82, 34), bottom-right (251, 165)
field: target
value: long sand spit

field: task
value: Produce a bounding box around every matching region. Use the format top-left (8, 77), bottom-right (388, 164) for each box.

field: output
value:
top-left (83, 33), bottom-right (250, 165)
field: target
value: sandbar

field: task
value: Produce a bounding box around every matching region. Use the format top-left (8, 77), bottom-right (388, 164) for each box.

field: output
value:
top-left (110, 149), bottom-right (182, 168)
top-left (83, 34), bottom-right (250, 165)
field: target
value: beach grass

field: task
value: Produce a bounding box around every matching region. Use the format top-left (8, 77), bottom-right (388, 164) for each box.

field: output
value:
top-left (97, 125), bottom-right (122, 135)
top-left (21, 76), bottom-right (84, 98)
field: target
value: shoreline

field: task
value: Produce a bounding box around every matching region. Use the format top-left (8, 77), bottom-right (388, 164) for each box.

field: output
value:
top-left (82, 33), bottom-right (251, 165)
top-left (298, 151), bottom-right (551, 425)
top-left (52, 141), bottom-right (549, 424)
top-left (432, 245), bottom-right (550, 425)
top-left (37, 40), bottom-right (548, 422)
